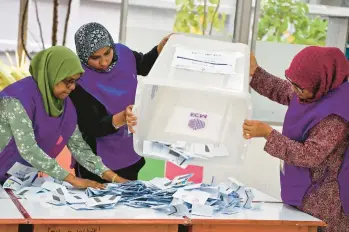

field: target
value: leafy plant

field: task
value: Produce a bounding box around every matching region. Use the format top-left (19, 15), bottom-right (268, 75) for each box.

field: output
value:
top-left (258, 0), bottom-right (328, 45)
top-left (0, 52), bottom-right (30, 90)
top-left (173, 0), bottom-right (227, 35)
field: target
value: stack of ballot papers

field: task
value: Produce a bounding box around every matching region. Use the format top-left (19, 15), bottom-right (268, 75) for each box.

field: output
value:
top-left (3, 163), bottom-right (260, 217)
top-left (143, 141), bottom-right (229, 168)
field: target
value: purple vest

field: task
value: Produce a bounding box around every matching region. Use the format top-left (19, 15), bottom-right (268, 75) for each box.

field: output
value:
top-left (75, 43), bottom-right (141, 170)
top-left (0, 77), bottom-right (77, 181)
top-left (281, 82), bottom-right (349, 215)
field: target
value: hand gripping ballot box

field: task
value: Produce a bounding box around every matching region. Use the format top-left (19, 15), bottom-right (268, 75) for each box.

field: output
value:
top-left (133, 34), bottom-right (252, 183)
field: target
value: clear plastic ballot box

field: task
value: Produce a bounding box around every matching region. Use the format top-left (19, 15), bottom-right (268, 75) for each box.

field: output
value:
top-left (132, 34), bottom-right (252, 180)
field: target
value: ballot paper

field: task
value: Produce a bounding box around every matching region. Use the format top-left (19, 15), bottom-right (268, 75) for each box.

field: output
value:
top-left (21, 172), bottom-right (38, 187)
top-left (42, 181), bottom-right (65, 192)
top-left (1, 168), bottom-right (260, 217)
top-left (228, 177), bottom-right (245, 191)
top-left (3, 176), bottom-right (23, 191)
top-left (173, 189), bottom-right (210, 205)
top-left (32, 176), bottom-right (54, 187)
top-left (15, 187), bottom-right (44, 197)
top-left (69, 204), bottom-right (95, 210)
top-left (3, 171), bottom-right (37, 191)
top-left (85, 195), bottom-right (121, 207)
top-left (143, 141), bottom-right (191, 168)
top-left (242, 189), bottom-right (254, 209)
top-left (147, 177), bottom-right (172, 190)
top-left (66, 193), bottom-right (88, 204)
top-left (171, 173), bottom-right (193, 187)
top-left (25, 191), bottom-right (53, 202)
top-left (218, 183), bottom-right (234, 195)
top-left (7, 162), bottom-right (38, 179)
top-left (47, 190), bottom-right (66, 206)
top-left (153, 204), bottom-right (189, 216)
top-left (143, 140), bottom-right (229, 169)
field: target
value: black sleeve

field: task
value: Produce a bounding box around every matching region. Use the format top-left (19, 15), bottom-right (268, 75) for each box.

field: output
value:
top-left (69, 85), bottom-right (118, 138)
top-left (133, 45), bottom-right (159, 76)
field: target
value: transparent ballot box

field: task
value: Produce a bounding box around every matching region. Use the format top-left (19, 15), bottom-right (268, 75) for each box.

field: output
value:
top-left (133, 34), bottom-right (252, 181)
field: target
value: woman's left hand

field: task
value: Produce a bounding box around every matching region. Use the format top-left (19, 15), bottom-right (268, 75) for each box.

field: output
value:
top-left (242, 120), bottom-right (273, 139)
top-left (125, 105), bottom-right (137, 133)
top-left (157, 33), bottom-right (174, 54)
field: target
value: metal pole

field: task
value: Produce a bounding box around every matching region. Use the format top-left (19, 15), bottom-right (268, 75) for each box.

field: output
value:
top-left (233, 0), bottom-right (243, 43)
top-left (233, 0), bottom-right (253, 44)
top-left (118, 0), bottom-right (129, 44)
top-left (250, 0), bottom-right (261, 52)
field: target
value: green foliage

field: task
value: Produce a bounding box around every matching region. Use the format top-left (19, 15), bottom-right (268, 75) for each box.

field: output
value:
top-left (173, 0), bottom-right (227, 35)
top-left (258, 0), bottom-right (328, 45)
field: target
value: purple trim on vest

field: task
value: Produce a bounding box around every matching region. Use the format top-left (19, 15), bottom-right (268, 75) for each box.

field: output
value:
top-left (281, 82), bottom-right (349, 215)
top-left (74, 43), bottom-right (141, 170)
top-left (0, 77), bottom-right (77, 181)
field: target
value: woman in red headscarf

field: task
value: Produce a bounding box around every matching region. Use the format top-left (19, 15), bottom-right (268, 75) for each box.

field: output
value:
top-left (243, 46), bottom-right (349, 232)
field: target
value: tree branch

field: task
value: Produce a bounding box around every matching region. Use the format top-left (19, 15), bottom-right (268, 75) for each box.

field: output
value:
top-left (62, 0), bottom-right (72, 46)
top-left (209, 0), bottom-right (221, 35)
top-left (34, 0), bottom-right (45, 49)
top-left (21, 0), bottom-right (31, 60)
top-left (202, 0), bottom-right (207, 35)
top-left (52, 0), bottom-right (59, 46)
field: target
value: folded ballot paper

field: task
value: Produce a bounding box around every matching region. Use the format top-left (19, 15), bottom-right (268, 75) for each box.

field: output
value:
top-left (3, 162), bottom-right (39, 191)
top-left (2, 163), bottom-right (260, 216)
top-left (143, 141), bottom-right (229, 168)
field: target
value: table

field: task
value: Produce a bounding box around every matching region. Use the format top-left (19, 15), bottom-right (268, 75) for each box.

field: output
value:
top-left (16, 187), bottom-right (325, 232)
top-left (0, 186), bottom-right (10, 199)
top-left (250, 188), bottom-right (280, 203)
top-left (19, 200), bottom-right (188, 232)
top-left (0, 199), bottom-right (26, 232)
top-left (190, 203), bottom-right (325, 232)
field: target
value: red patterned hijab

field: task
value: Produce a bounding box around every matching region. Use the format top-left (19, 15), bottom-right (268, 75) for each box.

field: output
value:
top-left (285, 46), bottom-right (349, 101)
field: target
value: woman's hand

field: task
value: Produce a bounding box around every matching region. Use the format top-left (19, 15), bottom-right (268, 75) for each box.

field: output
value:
top-left (112, 111), bottom-right (126, 128)
top-left (157, 33), bottom-right (174, 54)
top-left (64, 174), bottom-right (105, 189)
top-left (102, 170), bottom-right (129, 183)
top-left (242, 120), bottom-right (273, 139)
top-left (125, 105), bottom-right (137, 133)
top-left (250, 52), bottom-right (258, 77)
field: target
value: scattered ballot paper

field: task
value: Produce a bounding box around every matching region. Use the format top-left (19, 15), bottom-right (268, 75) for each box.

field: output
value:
top-left (15, 187), bottom-right (44, 197)
top-left (41, 181), bottom-right (62, 191)
top-left (3, 176), bottom-right (23, 191)
top-left (86, 195), bottom-right (121, 207)
top-left (7, 162), bottom-right (38, 179)
top-left (173, 189), bottom-right (210, 205)
top-left (143, 141), bottom-right (230, 169)
top-left (65, 193), bottom-right (88, 204)
top-left (143, 141), bottom-right (192, 168)
top-left (2, 163), bottom-right (262, 217)
top-left (47, 190), bottom-right (66, 206)
top-left (153, 204), bottom-right (189, 216)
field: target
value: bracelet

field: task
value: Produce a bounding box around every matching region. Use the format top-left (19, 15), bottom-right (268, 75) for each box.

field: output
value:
top-left (112, 174), bottom-right (118, 183)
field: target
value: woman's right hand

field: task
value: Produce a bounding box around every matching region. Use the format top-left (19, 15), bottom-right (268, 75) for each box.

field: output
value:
top-left (64, 174), bottom-right (105, 189)
top-left (250, 52), bottom-right (258, 77)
